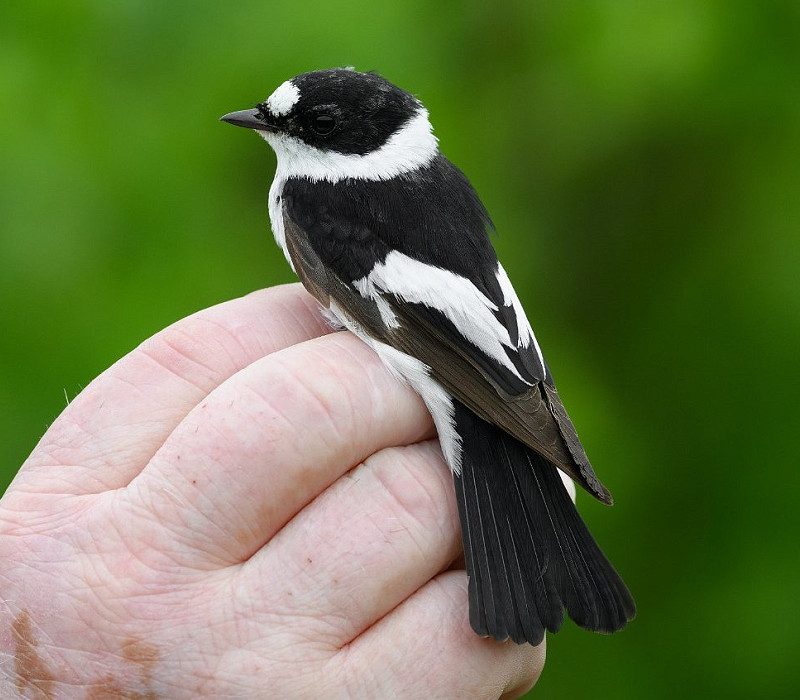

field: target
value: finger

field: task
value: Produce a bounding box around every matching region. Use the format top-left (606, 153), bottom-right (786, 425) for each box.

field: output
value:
top-left (19, 285), bottom-right (330, 495)
top-left (238, 439), bottom-right (459, 645)
top-left (123, 332), bottom-right (436, 567)
top-left (335, 571), bottom-right (546, 698)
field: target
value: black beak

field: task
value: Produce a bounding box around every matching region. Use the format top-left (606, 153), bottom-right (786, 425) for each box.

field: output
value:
top-left (219, 108), bottom-right (273, 131)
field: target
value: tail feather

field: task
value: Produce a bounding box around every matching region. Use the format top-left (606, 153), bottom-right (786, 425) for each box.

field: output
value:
top-left (452, 401), bottom-right (635, 645)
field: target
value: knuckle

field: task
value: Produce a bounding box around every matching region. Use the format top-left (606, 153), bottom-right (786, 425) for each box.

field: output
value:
top-left (137, 319), bottom-right (232, 386)
top-left (369, 441), bottom-right (453, 539)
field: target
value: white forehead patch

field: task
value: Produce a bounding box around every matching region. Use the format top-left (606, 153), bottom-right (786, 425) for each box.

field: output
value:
top-left (266, 80), bottom-right (300, 116)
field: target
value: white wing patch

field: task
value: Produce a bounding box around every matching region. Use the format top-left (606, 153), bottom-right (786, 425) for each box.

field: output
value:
top-left (266, 80), bottom-right (300, 117)
top-left (353, 277), bottom-right (399, 328)
top-left (355, 251), bottom-right (531, 385)
top-left (260, 108), bottom-right (438, 184)
top-left (327, 299), bottom-right (462, 472)
top-left (496, 262), bottom-right (546, 375)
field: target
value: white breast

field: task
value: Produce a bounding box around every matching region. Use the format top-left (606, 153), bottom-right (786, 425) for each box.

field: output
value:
top-left (267, 175), bottom-right (294, 272)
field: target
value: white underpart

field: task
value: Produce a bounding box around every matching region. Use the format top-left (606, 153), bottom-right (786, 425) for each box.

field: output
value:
top-left (496, 262), bottom-right (546, 373)
top-left (259, 107), bottom-right (438, 184)
top-left (322, 308), bottom-right (348, 331)
top-left (328, 299), bottom-right (462, 472)
top-left (560, 472), bottom-right (577, 503)
top-left (355, 251), bottom-right (531, 384)
top-left (267, 177), bottom-right (293, 270)
top-left (266, 80), bottom-right (300, 116)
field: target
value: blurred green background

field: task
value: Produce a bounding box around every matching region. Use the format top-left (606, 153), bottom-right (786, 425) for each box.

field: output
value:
top-left (2, 0), bottom-right (799, 697)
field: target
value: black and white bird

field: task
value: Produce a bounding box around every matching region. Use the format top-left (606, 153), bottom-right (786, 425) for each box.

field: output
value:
top-left (221, 68), bottom-right (635, 646)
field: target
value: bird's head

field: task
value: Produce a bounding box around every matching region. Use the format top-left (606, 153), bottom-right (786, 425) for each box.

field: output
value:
top-left (221, 68), bottom-right (438, 182)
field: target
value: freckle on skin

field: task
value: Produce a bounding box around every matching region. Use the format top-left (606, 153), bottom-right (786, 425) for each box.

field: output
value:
top-left (12, 610), bottom-right (55, 700)
top-left (84, 640), bottom-right (160, 700)
top-left (85, 675), bottom-right (145, 700)
top-left (122, 637), bottom-right (159, 672)
top-left (121, 638), bottom-right (160, 699)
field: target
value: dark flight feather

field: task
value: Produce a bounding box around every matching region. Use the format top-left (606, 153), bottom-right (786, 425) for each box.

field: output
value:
top-left (383, 296), bottom-right (613, 503)
top-left (453, 401), bottom-right (635, 644)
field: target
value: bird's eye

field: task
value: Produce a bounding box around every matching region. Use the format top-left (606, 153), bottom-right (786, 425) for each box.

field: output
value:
top-left (311, 114), bottom-right (336, 136)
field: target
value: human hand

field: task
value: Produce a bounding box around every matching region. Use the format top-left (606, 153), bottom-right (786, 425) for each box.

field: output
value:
top-left (0, 284), bottom-right (544, 699)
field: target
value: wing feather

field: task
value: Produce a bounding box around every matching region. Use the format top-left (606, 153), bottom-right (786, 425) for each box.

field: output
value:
top-left (280, 171), bottom-right (613, 504)
top-left (383, 295), bottom-right (613, 503)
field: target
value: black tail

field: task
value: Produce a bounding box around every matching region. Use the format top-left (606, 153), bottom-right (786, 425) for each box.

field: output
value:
top-left (452, 401), bottom-right (636, 645)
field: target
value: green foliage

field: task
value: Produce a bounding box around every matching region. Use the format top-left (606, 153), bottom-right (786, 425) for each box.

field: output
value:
top-left (2, 1), bottom-right (799, 696)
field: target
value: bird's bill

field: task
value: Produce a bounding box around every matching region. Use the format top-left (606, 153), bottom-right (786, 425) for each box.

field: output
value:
top-left (219, 108), bottom-right (274, 131)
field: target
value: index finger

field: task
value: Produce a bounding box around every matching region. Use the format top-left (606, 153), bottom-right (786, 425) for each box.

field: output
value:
top-left (16, 285), bottom-right (331, 495)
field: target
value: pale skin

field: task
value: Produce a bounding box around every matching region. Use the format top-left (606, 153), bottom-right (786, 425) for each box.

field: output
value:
top-left (0, 284), bottom-right (544, 699)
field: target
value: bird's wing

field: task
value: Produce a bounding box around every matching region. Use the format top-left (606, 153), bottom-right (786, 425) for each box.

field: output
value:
top-left (377, 290), bottom-right (612, 504)
top-left (280, 160), bottom-right (612, 504)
